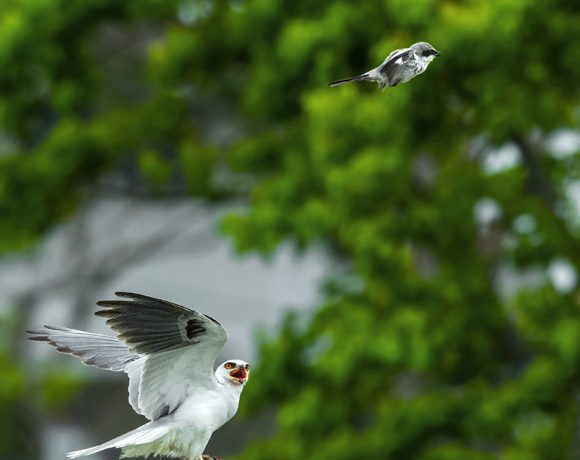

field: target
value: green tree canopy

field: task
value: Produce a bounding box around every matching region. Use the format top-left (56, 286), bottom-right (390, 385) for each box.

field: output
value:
top-left (198, 1), bottom-right (578, 459)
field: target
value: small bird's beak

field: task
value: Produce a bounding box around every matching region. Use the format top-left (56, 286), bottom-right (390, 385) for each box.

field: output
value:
top-left (229, 366), bottom-right (248, 384)
top-left (434, 50), bottom-right (441, 56)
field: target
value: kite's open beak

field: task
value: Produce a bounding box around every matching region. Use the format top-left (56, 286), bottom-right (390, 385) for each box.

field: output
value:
top-left (229, 366), bottom-right (248, 384)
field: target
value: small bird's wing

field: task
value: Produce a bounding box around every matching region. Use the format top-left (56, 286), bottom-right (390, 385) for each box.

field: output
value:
top-left (382, 47), bottom-right (408, 64)
top-left (96, 292), bottom-right (228, 420)
top-left (27, 326), bottom-right (138, 371)
top-left (378, 48), bottom-right (415, 85)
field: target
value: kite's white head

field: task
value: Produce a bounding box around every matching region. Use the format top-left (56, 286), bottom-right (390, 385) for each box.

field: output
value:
top-left (216, 359), bottom-right (250, 386)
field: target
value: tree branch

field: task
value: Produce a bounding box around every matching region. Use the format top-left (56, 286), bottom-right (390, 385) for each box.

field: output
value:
top-left (513, 135), bottom-right (557, 209)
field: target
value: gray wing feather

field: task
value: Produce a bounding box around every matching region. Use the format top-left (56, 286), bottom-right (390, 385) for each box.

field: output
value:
top-left (95, 291), bottom-right (225, 355)
top-left (27, 326), bottom-right (138, 371)
top-left (382, 47), bottom-right (407, 63)
top-left (29, 292), bottom-right (229, 422)
top-left (379, 48), bottom-right (414, 83)
top-left (97, 292), bottom-right (229, 420)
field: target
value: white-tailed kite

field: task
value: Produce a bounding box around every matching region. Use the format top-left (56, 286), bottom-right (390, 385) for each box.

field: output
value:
top-left (329, 42), bottom-right (440, 89)
top-left (28, 292), bottom-right (250, 460)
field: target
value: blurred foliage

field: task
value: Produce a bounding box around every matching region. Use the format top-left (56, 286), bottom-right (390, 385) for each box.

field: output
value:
top-left (0, 355), bottom-right (32, 458)
top-left (0, 314), bottom-right (83, 458)
top-left (1, 0), bottom-right (580, 459)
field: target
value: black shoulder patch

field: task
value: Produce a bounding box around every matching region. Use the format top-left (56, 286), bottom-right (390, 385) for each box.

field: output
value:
top-left (185, 318), bottom-right (206, 339)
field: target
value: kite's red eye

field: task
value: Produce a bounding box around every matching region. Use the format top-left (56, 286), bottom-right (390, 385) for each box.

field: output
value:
top-left (224, 362), bottom-right (235, 370)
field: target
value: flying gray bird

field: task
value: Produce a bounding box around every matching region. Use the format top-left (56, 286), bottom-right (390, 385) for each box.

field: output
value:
top-left (28, 292), bottom-right (250, 460)
top-left (329, 42), bottom-right (440, 89)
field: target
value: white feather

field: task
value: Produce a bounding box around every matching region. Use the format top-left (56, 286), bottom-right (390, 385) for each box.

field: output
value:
top-left (133, 316), bottom-right (226, 420)
top-left (27, 327), bottom-right (137, 371)
top-left (125, 358), bottom-right (146, 416)
top-left (29, 292), bottom-right (247, 460)
top-left (66, 423), bottom-right (170, 458)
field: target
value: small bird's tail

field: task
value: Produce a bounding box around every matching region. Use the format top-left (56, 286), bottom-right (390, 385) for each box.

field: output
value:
top-left (66, 422), bottom-right (170, 458)
top-left (328, 74), bottom-right (370, 87)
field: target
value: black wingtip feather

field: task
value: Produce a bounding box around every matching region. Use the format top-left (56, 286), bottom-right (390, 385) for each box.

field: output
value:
top-left (89, 291), bottom-right (226, 356)
top-left (27, 328), bottom-right (53, 340)
top-left (114, 292), bottom-right (160, 302)
top-left (96, 300), bottom-right (124, 308)
top-left (28, 335), bottom-right (49, 341)
top-left (115, 291), bottom-right (139, 299)
top-left (94, 310), bottom-right (114, 318)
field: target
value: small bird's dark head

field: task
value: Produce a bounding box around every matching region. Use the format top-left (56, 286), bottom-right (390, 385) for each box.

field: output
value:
top-left (411, 42), bottom-right (441, 59)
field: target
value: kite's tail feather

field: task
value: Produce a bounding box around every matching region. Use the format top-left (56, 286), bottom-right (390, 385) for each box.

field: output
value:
top-left (66, 423), bottom-right (170, 458)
